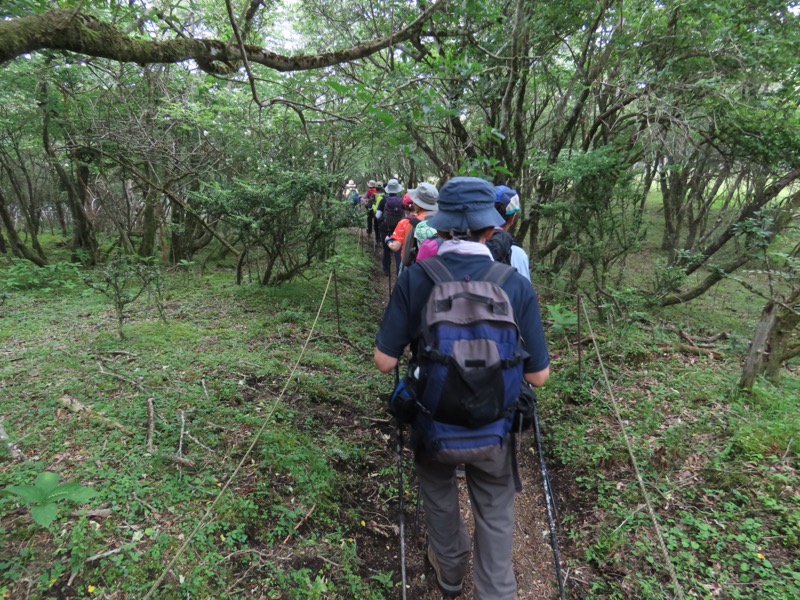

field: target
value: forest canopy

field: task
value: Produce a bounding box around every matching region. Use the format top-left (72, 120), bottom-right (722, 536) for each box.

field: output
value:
top-left (1, 0), bottom-right (799, 376)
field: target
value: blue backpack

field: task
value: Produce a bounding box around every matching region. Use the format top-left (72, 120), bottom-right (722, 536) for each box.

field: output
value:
top-left (408, 256), bottom-right (526, 465)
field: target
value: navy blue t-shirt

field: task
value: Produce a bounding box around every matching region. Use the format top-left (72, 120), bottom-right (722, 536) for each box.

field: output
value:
top-left (375, 252), bottom-right (550, 374)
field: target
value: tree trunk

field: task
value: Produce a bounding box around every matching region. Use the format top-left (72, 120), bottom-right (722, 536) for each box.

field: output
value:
top-left (39, 80), bottom-right (98, 264)
top-left (740, 292), bottom-right (800, 389)
top-left (0, 189), bottom-right (47, 266)
top-left (138, 172), bottom-right (159, 258)
top-left (739, 300), bottom-right (779, 390)
top-left (55, 201), bottom-right (68, 236)
top-left (763, 288), bottom-right (800, 385)
top-left (660, 164), bottom-right (684, 258)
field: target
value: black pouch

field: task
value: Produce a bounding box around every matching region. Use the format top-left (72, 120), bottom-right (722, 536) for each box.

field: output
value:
top-left (512, 384), bottom-right (537, 432)
top-left (387, 370), bottom-right (420, 424)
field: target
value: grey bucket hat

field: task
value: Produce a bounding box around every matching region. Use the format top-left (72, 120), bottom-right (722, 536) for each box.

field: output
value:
top-left (385, 178), bottom-right (403, 194)
top-left (426, 177), bottom-right (505, 232)
top-left (408, 182), bottom-right (439, 211)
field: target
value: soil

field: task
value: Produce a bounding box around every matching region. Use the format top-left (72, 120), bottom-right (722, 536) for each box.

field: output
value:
top-left (358, 230), bottom-right (563, 599)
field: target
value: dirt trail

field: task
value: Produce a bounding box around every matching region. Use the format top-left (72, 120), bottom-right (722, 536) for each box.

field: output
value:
top-left (363, 231), bottom-right (562, 599)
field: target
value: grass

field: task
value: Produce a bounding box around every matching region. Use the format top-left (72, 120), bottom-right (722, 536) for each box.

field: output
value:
top-left (1, 221), bottom-right (798, 599)
top-left (0, 233), bottom-right (397, 599)
top-left (543, 340), bottom-right (798, 598)
top-left (533, 199), bottom-right (799, 598)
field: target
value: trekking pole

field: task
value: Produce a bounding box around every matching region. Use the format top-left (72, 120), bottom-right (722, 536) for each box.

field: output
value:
top-left (393, 366), bottom-right (408, 600)
top-left (577, 293), bottom-right (583, 379)
top-left (531, 391), bottom-right (566, 600)
top-left (413, 488), bottom-right (423, 535)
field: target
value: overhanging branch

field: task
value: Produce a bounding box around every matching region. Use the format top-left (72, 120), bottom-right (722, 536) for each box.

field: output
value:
top-left (0, 3), bottom-right (447, 71)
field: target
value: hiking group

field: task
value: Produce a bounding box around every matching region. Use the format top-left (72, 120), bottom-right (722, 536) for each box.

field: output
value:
top-left (347, 174), bottom-right (552, 599)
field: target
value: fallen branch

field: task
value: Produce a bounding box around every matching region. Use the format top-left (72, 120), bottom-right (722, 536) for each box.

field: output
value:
top-left (186, 432), bottom-right (215, 453)
top-left (70, 508), bottom-right (113, 519)
top-left (58, 395), bottom-right (133, 435)
top-left (572, 336), bottom-right (600, 347)
top-left (86, 546), bottom-right (126, 563)
top-left (146, 397), bottom-right (155, 452)
top-left (177, 409), bottom-right (186, 458)
top-left (168, 455), bottom-right (196, 468)
top-left (282, 503), bottom-right (317, 544)
top-left (98, 364), bottom-right (147, 394)
top-left (364, 519), bottom-right (399, 539)
top-left (678, 329), bottom-right (729, 345)
top-left (672, 342), bottom-right (721, 359)
top-left (310, 333), bottom-right (368, 353)
top-left (0, 416), bottom-right (25, 461)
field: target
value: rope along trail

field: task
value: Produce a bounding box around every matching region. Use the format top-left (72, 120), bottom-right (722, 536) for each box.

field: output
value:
top-left (575, 295), bottom-right (685, 599)
top-left (143, 271), bottom-right (335, 599)
top-left (534, 283), bottom-right (686, 599)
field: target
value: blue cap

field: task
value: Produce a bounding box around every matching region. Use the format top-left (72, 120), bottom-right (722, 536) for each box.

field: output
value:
top-left (426, 177), bottom-right (506, 232)
top-left (495, 185), bottom-right (521, 215)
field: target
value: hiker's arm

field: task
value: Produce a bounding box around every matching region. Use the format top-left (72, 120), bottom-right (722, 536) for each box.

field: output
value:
top-left (386, 239), bottom-right (401, 252)
top-left (374, 348), bottom-right (399, 373)
top-left (524, 366), bottom-right (550, 387)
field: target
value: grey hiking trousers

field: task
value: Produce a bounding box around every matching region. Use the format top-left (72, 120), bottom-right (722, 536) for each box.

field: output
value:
top-left (416, 440), bottom-right (517, 599)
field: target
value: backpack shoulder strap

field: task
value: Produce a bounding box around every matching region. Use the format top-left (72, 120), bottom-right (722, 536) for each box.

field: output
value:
top-left (418, 255), bottom-right (453, 284)
top-left (481, 261), bottom-right (516, 287)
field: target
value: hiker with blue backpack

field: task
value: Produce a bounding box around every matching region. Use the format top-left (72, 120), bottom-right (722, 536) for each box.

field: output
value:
top-left (373, 176), bottom-right (551, 599)
top-left (375, 178), bottom-right (405, 276)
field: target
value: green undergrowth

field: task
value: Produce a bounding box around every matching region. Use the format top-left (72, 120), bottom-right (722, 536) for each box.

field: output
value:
top-left (541, 304), bottom-right (799, 599)
top-left (0, 233), bottom-right (398, 599)
top-left (2, 228), bottom-right (798, 599)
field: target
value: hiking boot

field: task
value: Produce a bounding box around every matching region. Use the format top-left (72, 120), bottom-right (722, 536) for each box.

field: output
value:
top-left (427, 545), bottom-right (463, 597)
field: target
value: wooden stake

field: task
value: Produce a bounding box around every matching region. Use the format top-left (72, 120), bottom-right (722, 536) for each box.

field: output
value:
top-left (146, 397), bottom-right (155, 452)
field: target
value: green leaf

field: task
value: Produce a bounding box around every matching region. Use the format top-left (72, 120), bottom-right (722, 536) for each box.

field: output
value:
top-left (3, 484), bottom-right (47, 505)
top-left (30, 503), bottom-right (59, 527)
top-left (47, 482), bottom-right (98, 504)
top-left (34, 472), bottom-right (60, 495)
top-left (325, 80), bottom-right (349, 95)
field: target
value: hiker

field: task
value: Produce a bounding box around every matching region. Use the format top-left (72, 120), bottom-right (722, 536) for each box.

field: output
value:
top-left (387, 193), bottom-right (418, 275)
top-left (374, 176), bottom-right (551, 600)
top-left (412, 218), bottom-right (442, 262)
top-left (386, 182), bottom-right (439, 264)
top-left (375, 178), bottom-right (404, 276)
top-left (364, 179), bottom-right (379, 235)
top-left (343, 179), bottom-right (360, 206)
top-left (369, 181), bottom-right (385, 246)
top-left (487, 185), bottom-right (530, 281)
